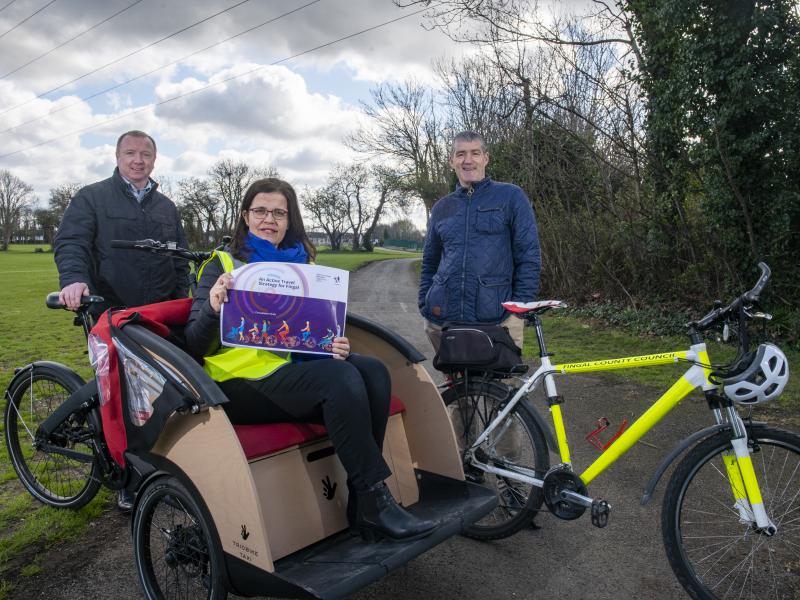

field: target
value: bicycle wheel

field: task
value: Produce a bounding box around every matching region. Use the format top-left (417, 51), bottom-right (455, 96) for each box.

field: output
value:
top-left (133, 476), bottom-right (227, 600)
top-left (442, 378), bottom-right (549, 540)
top-left (662, 425), bottom-right (800, 600)
top-left (4, 366), bottom-right (102, 509)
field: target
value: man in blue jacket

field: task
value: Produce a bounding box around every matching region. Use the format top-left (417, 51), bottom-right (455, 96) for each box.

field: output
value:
top-left (419, 131), bottom-right (541, 351)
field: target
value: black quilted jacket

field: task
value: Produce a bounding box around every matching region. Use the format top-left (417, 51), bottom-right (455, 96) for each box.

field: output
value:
top-left (54, 168), bottom-right (190, 311)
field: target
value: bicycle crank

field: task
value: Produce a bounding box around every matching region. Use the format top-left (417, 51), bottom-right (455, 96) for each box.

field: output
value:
top-left (543, 466), bottom-right (588, 520)
top-left (543, 466), bottom-right (612, 528)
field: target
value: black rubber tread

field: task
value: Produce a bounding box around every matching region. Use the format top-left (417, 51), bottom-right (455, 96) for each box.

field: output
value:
top-left (133, 476), bottom-right (227, 600)
top-left (661, 425), bottom-right (800, 600)
top-left (4, 367), bottom-right (102, 509)
top-left (442, 380), bottom-right (549, 540)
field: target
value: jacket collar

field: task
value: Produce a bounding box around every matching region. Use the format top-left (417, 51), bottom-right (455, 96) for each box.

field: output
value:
top-left (112, 167), bottom-right (158, 201)
top-left (456, 176), bottom-right (491, 196)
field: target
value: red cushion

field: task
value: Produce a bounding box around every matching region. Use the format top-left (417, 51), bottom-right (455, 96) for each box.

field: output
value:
top-left (233, 396), bottom-right (406, 461)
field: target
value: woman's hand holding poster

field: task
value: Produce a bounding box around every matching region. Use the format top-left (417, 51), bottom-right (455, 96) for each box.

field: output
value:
top-left (220, 263), bottom-right (348, 356)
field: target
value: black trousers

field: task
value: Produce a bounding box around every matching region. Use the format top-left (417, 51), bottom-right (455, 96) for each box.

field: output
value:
top-left (218, 354), bottom-right (392, 490)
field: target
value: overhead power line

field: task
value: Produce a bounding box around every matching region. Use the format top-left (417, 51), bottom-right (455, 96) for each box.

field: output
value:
top-left (0, 4), bottom-right (434, 160)
top-left (0, 0), bottom-right (254, 117)
top-left (0, 1), bottom-right (19, 14)
top-left (1, 0), bottom-right (322, 134)
top-left (0, 0), bottom-right (145, 80)
top-left (0, 0), bottom-right (58, 39)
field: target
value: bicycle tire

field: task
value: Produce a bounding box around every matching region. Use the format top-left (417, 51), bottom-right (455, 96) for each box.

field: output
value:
top-left (442, 378), bottom-right (549, 540)
top-left (662, 424), bottom-right (800, 600)
top-left (133, 476), bottom-right (227, 600)
top-left (4, 366), bottom-right (102, 509)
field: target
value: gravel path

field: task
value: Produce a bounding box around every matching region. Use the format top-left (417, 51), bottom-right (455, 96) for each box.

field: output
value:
top-left (9, 257), bottom-right (698, 600)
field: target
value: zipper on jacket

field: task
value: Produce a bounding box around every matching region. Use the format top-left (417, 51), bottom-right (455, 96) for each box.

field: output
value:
top-left (460, 186), bottom-right (473, 319)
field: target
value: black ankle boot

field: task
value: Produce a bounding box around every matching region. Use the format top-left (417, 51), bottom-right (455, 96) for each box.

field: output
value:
top-left (354, 482), bottom-right (436, 542)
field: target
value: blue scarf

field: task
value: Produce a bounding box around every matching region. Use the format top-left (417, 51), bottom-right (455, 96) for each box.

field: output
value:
top-left (244, 232), bottom-right (307, 264)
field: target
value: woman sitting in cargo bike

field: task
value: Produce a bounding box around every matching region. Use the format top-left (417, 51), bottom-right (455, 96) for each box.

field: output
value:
top-left (5, 182), bottom-right (499, 599)
top-left (185, 177), bottom-right (435, 543)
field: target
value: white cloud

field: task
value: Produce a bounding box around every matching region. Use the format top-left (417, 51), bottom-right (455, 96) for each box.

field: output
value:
top-left (0, 0), bottom-right (468, 212)
top-left (154, 64), bottom-right (361, 141)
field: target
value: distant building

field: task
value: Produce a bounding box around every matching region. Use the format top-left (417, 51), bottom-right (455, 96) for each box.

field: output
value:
top-left (307, 231), bottom-right (328, 247)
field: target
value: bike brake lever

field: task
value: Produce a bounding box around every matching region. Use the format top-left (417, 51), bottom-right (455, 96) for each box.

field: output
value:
top-left (744, 308), bottom-right (772, 320)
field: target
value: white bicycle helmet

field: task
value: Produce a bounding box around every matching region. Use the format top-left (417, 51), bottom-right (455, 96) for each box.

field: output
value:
top-left (722, 343), bottom-right (789, 405)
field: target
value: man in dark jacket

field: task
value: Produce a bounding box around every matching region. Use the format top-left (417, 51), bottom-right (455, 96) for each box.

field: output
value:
top-left (55, 130), bottom-right (190, 313)
top-left (419, 131), bottom-right (541, 351)
top-left (54, 130), bottom-right (189, 511)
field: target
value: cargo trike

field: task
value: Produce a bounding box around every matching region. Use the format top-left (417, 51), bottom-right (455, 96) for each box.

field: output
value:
top-left (3, 239), bottom-right (497, 599)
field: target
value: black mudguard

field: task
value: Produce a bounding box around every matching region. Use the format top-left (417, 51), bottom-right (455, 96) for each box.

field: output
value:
top-left (6, 361), bottom-right (86, 398)
top-left (520, 398), bottom-right (559, 453)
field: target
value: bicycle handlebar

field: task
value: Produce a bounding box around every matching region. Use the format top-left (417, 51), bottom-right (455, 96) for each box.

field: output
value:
top-left (746, 261), bottom-right (771, 302)
top-left (45, 291), bottom-right (105, 310)
top-left (110, 239), bottom-right (212, 265)
top-left (690, 262), bottom-right (771, 332)
top-left (109, 239), bottom-right (148, 250)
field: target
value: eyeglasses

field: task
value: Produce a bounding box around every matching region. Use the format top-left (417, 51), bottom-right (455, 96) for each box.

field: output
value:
top-left (248, 207), bottom-right (288, 220)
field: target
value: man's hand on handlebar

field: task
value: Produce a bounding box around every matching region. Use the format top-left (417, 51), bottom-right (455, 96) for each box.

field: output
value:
top-left (59, 282), bottom-right (90, 311)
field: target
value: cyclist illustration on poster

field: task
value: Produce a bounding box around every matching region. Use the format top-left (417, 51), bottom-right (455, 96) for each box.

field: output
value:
top-left (220, 262), bottom-right (348, 356)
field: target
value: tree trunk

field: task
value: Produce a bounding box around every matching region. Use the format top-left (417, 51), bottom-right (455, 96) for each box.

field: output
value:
top-left (361, 232), bottom-right (374, 252)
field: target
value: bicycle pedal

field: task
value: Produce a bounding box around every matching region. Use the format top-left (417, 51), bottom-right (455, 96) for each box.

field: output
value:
top-left (591, 499), bottom-right (611, 528)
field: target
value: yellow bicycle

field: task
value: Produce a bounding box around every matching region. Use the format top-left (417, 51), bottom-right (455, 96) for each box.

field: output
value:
top-left (441, 263), bottom-right (796, 600)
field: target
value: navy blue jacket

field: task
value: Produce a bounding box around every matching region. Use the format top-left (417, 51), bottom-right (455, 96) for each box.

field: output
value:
top-left (419, 177), bottom-right (541, 325)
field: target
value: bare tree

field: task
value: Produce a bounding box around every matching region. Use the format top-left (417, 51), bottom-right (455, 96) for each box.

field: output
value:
top-left (361, 166), bottom-right (408, 251)
top-left (0, 170), bottom-right (34, 250)
top-left (48, 183), bottom-right (80, 217)
top-left (396, 1), bottom-right (643, 66)
top-left (37, 183), bottom-right (80, 247)
top-left (302, 186), bottom-right (349, 251)
top-left (348, 81), bottom-right (450, 218)
top-left (207, 160), bottom-right (278, 235)
top-left (16, 206), bottom-right (38, 243)
top-left (178, 177), bottom-right (220, 247)
top-left (327, 164), bottom-right (372, 251)
top-left (35, 208), bottom-right (58, 247)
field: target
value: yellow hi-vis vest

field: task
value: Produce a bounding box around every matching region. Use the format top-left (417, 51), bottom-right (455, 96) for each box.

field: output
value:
top-left (197, 250), bottom-right (291, 382)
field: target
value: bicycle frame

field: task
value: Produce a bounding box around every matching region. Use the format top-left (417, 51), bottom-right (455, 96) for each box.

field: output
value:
top-left (467, 340), bottom-right (776, 532)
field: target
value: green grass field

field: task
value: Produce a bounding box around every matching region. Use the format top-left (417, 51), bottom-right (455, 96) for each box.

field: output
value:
top-left (0, 247), bottom-right (102, 598)
top-left (316, 247), bottom-right (421, 270)
top-left (0, 244), bottom-right (419, 598)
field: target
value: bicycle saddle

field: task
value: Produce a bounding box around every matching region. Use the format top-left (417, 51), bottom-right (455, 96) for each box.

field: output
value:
top-left (503, 300), bottom-right (568, 315)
